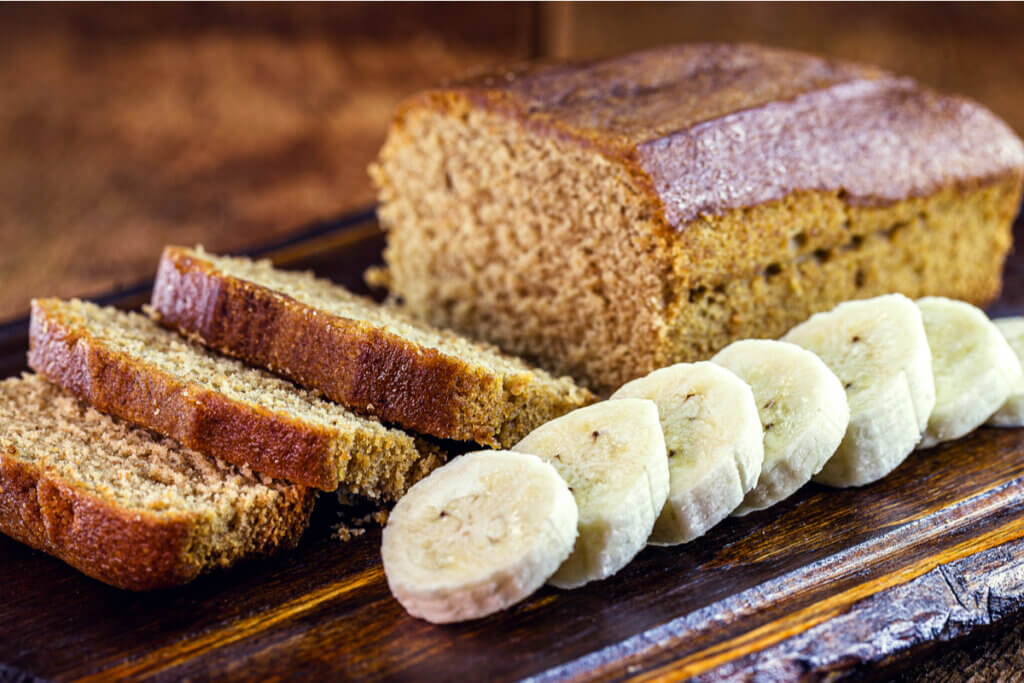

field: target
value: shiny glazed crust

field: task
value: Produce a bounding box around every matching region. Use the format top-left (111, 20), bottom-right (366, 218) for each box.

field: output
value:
top-left (412, 43), bottom-right (1024, 227)
top-left (0, 454), bottom-right (313, 591)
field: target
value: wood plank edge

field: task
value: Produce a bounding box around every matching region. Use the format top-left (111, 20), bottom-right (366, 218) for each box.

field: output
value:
top-left (527, 478), bottom-right (1024, 682)
top-left (689, 535), bottom-right (1024, 682)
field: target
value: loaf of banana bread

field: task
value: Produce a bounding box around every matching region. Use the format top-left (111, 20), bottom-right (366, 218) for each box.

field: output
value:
top-left (372, 43), bottom-right (1024, 392)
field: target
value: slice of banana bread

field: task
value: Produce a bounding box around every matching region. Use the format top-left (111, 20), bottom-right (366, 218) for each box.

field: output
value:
top-left (0, 373), bottom-right (315, 591)
top-left (150, 246), bottom-right (593, 446)
top-left (28, 298), bottom-right (444, 496)
top-left (372, 43), bottom-right (1024, 392)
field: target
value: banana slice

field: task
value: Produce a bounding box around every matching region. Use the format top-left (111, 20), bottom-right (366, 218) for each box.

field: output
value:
top-left (381, 450), bottom-right (577, 623)
top-left (989, 317), bottom-right (1024, 427)
top-left (782, 293), bottom-right (935, 487)
top-left (611, 362), bottom-right (763, 545)
top-left (711, 339), bottom-right (850, 515)
top-left (916, 298), bottom-right (1023, 447)
top-left (512, 399), bottom-right (669, 589)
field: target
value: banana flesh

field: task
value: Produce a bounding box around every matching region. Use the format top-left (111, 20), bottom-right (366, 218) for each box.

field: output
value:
top-left (917, 298), bottom-right (1023, 447)
top-left (611, 362), bottom-right (763, 544)
top-left (382, 294), bottom-right (1024, 623)
top-left (988, 317), bottom-right (1024, 427)
top-left (513, 399), bottom-right (669, 589)
top-left (712, 339), bottom-right (849, 515)
top-left (783, 294), bottom-right (935, 487)
top-left (381, 450), bottom-right (578, 623)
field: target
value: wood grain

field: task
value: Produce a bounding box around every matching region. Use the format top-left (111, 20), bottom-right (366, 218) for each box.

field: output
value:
top-left (0, 4), bottom-right (533, 323)
top-left (693, 537), bottom-right (1024, 681)
top-left (1, 208), bottom-right (1024, 681)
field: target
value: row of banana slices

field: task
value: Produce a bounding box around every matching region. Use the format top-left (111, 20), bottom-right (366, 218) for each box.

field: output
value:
top-left (381, 294), bottom-right (1024, 624)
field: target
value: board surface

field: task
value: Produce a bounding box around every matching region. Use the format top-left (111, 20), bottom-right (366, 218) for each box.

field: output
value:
top-left (1, 211), bottom-right (1024, 681)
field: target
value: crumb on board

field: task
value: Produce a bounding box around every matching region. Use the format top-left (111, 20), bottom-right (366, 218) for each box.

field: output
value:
top-left (334, 506), bottom-right (390, 542)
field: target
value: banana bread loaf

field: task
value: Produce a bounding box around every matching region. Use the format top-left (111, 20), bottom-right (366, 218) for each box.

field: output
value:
top-left (29, 298), bottom-right (444, 496)
top-left (0, 373), bottom-right (315, 590)
top-left (151, 246), bottom-right (593, 447)
top-left (372, 43), bottom-right (1024, 392)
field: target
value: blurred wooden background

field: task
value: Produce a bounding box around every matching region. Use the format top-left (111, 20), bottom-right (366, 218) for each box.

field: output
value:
top-left (2, 2), bottom-right (1023, 324)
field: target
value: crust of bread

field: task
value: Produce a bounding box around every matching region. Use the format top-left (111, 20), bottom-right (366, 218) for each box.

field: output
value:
top-left (152, 247), bottom-right (492, 442)
top-left (27, 299), bottom-right (438, 495)
top-left (151, 247), bottom-right (592, 446)
top-left (0, 453), bottom-right (311, 591)
top-left (0, 453), bottom-right (193, 590)
top-left (405, 45), bottom-right (1024, 229)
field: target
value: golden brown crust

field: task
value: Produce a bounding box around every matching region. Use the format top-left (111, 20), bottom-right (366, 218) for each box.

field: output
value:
top-left (1, 453), bottom-right (199, 590)
top-left (151, 247), bottom-right (588, 446)
top-left (152, 247), bottom-right (487, 440)
top-left (0, 452), bottom-right (314, 591)
top-left (425, 44), bottom-right (878, 159)
top-left (29, 299), bottom-right (343, 491)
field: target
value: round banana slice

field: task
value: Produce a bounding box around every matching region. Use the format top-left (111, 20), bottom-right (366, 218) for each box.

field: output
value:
top-left (611, 362), bottom-right (763, 545)
top-left (988, 317), bottom-right (1024, 427)
top-left (381, 450), bottom-right (578, 623)
top-left (512, 399), bottom-right (669, 589)
top-left (782, 293), bottom-right (935, 487)
top-left (916, 298), bottom-right (1023, 447)
top-left (712, 339), bottom-right (849, 515)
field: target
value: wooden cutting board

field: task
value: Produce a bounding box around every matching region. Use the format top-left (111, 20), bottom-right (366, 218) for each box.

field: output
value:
top-left (2, 211), bottom-right (1024, 681)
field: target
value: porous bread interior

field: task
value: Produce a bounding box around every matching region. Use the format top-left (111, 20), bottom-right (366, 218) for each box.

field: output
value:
top-left (191, 246), bottom-right (562, 377)
top-left (374, 100), bottom-right (1021, 393)
top-left (373, 98), bottom-right (672, 396)
top-left (182, 247), bottom-right (592, 445)
top-left (670, 180), bottom-right (1020, 361)
top-left (49, 300), bottom-right (438, 499)
top-left (0, 373), bottom-right (308, 569)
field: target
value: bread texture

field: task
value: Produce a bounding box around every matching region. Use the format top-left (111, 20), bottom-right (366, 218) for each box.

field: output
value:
top-left (28, 298), bottom-right (444, 496)
top-left (372, 43), bottom-right (1024, 392)
top-left (150, 247), bottom-right (593, 447)
top-left (0, 373), bottom-right (315, 591)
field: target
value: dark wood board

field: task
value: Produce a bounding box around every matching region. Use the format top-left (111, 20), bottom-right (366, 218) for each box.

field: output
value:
top-left (2, 209), bottom-right (1024, 681)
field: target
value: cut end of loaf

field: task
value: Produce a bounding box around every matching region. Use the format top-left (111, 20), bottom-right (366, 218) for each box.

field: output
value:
top-left (373, 97), bottom-right (674, 393)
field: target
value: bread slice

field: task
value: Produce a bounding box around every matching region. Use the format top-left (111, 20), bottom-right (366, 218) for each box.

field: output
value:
top-left (28, 298), bottom-right (444, 496)
top-left (150, 246), bottom-right (594, 446)
top-left (0, 373), bottom-right (315, 590)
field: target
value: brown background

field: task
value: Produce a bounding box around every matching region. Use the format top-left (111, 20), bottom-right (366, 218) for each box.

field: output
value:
top-left (2, 3), bottom-right (1024, 325)
top-left (2, 3), bottom-right (1024, 678)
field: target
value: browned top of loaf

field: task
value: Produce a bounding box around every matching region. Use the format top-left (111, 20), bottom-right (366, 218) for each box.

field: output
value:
top-left (401, 43), bottom-right (1024, 226)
